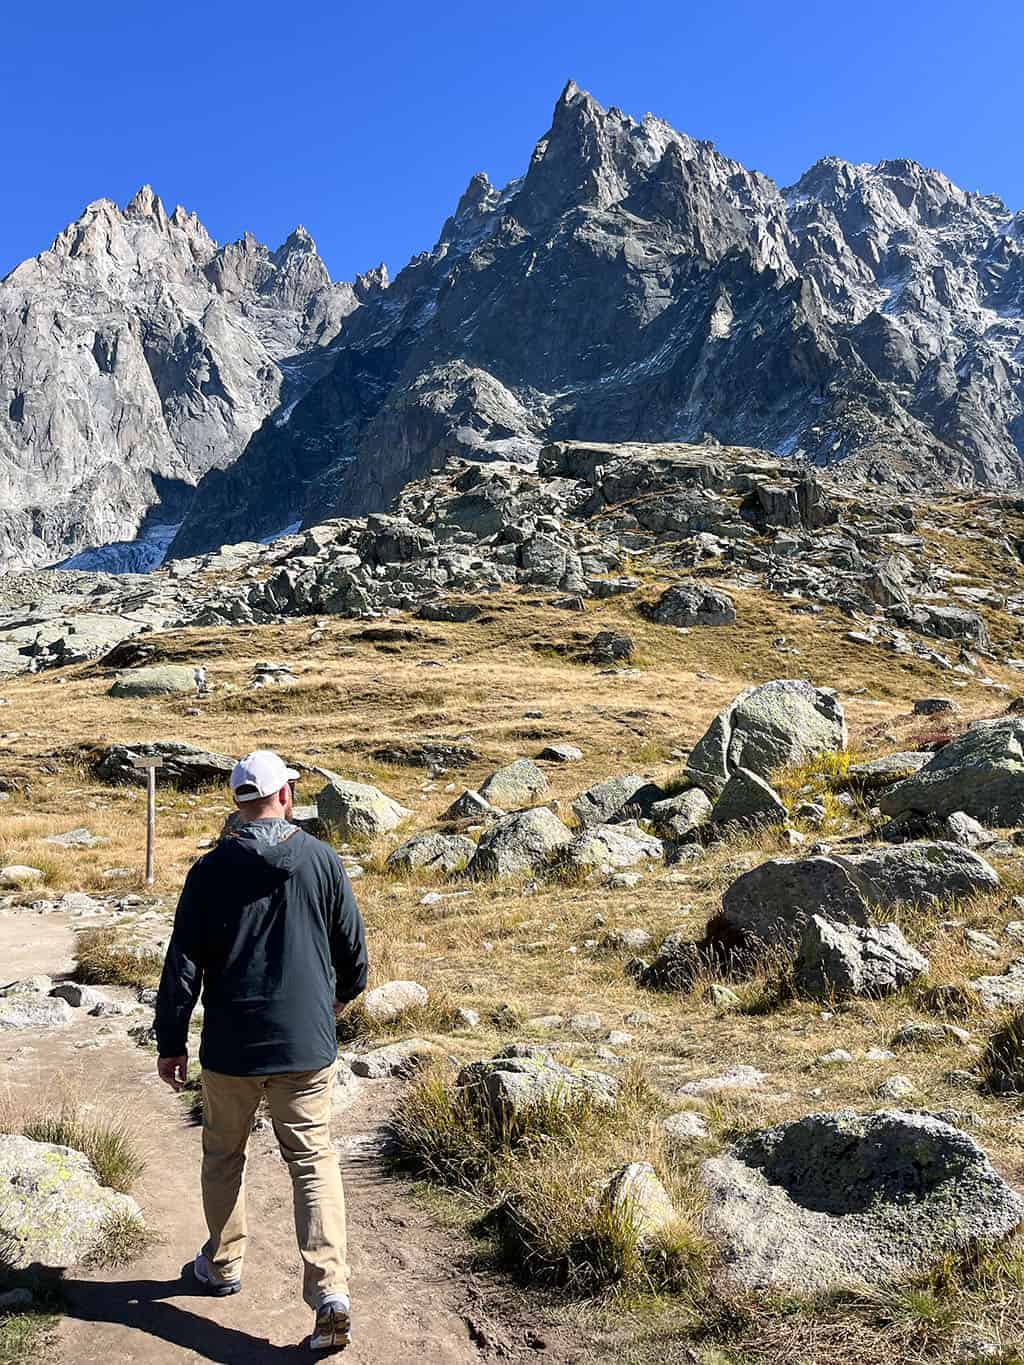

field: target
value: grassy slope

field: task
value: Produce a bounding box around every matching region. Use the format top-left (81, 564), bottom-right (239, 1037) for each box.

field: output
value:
top-left (1, 582), bottom-right (1023, 1362)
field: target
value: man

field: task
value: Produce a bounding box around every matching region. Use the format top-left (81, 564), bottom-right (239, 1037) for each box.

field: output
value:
top-left (155, 749), bottom-right (367, 1352)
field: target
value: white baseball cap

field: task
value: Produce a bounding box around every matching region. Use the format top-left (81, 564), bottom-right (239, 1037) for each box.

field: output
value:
top-left (230, 750), bottom-right (300, 801)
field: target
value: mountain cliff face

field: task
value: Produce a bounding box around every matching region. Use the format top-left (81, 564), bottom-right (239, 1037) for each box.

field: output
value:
top-left (169, 82), bottom-right (1024, 557)
top-left (3, 81), bottom-right (1023, 567)
top-left (0, 186), bottom-right (385, 568)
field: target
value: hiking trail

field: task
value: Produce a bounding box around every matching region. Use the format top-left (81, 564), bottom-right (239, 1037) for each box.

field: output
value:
top-left (1, 912), bottom-right (584, 1364)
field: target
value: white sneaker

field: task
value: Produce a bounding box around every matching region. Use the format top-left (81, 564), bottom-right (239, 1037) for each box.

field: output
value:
top-left (310, 1296), bottom-right (352, 1351)
top-left (192, 1250), bottom-right (241, 1297)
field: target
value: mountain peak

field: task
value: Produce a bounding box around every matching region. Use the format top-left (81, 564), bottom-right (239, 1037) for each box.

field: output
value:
top-left (125, 184), bottom-right (167, 225)
top-left (354, 263), bottom-right (389, 300)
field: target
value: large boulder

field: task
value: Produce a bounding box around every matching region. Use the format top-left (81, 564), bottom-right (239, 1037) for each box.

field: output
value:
top-left (0, 1133), bottom-right (144, 1269)
top-left (700, 1110), bottom-right (1024, 1292)
top-left (558, 823), bottom-right (664, 874)
top-left (880, 719), bottom-right (1024, 826)
top-left (649, 581), bottom-right (736, 628)
top-left (95, 740), bottom-right (236, 789)
top-left (840, 842), bottom-right (999, 906)
top-left (385, 832), bottom-right (476, 875)
top-left (794, 916), bottom-right (928, 1000)
top-left (456, 1046), bottom-right (619, 1122)
top-left (571, 774), bottom-right (665, 828)
top-left (720, 856), bottom-right (870, 952)
top-left (469, 807), bottom-right (573, 878)
top-left (721, 843), bottom-right (998, 952)
top-left (687, 680), bottom-right (846, 795)
top-left (478, 759), bottom-right (549, 808)
top-left (316, 777), bottom-right (411, 839)
top-left (107, 665), bottom-right (197, 697)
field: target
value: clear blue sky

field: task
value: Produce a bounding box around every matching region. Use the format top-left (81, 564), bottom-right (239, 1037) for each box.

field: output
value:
top-left (2, 0), bottom-right (1021, 283)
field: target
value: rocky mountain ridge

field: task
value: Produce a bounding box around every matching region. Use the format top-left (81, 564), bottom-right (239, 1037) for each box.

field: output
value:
top-left (2, 81), bottom-right (1023, 571)
top-left (170, 82), bottom-right (1024, 557)
top-left (0, 185), bottom-right (386, 569)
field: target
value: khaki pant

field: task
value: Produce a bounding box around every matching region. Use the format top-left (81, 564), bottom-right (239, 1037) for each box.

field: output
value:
top-left (200, 1064), bottom-right (349, 1308)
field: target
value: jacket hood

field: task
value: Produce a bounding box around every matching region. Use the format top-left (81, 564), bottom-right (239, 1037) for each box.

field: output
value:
top-left (214, 819), bottom-right (311, 890)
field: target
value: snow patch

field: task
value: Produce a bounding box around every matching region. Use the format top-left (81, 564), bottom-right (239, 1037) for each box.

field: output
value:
top-left (55, 521), bottom-right (182, 574)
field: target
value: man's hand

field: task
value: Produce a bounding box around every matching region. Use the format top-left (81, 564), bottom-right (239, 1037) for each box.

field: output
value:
top-left (333, 1001), bottom-right (345, 1021)
top-left (157, 1054), bottom-right (188, 1091)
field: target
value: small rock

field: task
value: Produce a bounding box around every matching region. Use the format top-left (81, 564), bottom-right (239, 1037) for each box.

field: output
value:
top-left (705, 983), bottom-right (741, 1010)
top-left (50, 982), bottom-right (106, 1010)
top-left (680, 1065), bottom-right (765, 1097)
top-left (348, 1039), bottom-right (439, 1078)
top-left (0, 865), bottom-right (43, 888)
top-left (877, 1074), bottom-right (917, 1101)
top-left (538, 744), bottom-right (583, 763)
top-left (892, 1021), bottom-right (971, 1049)
top-left (599, 1162), bottom-right (676, 1244)
top-left (661, 1110), bottom-right (711, 1147)
top-left (362, 980), bottom-right (428, 1025)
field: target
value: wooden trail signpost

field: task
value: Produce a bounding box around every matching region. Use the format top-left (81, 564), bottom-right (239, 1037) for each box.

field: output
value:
top-left (131, 756), bottom-right (163, 885)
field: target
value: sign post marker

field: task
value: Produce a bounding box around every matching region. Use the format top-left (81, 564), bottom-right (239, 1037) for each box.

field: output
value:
top-left (131, 756), bottom-right (164, 886)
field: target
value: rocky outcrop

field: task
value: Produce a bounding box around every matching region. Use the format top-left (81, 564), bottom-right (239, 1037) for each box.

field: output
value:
top-left (700, 1111), bottom-right (1024, 1292)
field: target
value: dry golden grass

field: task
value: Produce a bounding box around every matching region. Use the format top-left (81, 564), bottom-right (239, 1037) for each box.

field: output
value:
top-left (2, 585), bottom-right (1024, 1361)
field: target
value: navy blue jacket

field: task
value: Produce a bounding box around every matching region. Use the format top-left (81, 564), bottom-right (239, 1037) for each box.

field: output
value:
top-left (154, 821), bottom-right (367, 1075)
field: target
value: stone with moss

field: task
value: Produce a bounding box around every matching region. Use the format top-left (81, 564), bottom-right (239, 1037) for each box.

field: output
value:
top-left (701, 1110), bottom-right (1024, 1292)
top-left (686, 679), bottom-right (847, 796)
top-left (0, 1133), bottom-right (143, 1269)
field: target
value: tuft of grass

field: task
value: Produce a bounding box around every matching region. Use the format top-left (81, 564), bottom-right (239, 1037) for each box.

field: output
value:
top-left (73, 928), bottom-right (163, 990)
top-left (488, 1161), bottom-right (712, 1295)
top-left (0, 1296), bottom-right (61, 1365)
top-left (85, 1211), bottom-right (151, 1268)
top-left (19, 1106), bottom-right (145, 1193)
top-left (337, 989), bottom-right (461, 1045)
top-left (982, 1010), bottom-right (1024, 1093)
top-left (390, 1060), bottom-right (714, 1296)
top-left (391, 1059), bottom-right (602, 1189)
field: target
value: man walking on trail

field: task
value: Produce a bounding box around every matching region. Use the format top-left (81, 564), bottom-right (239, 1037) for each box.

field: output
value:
top-left (154, 749), bottom-right (367, 1352)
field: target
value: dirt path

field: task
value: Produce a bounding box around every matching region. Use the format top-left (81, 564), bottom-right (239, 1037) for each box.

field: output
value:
top-left (1, 911), bottom-right (585, 1364)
